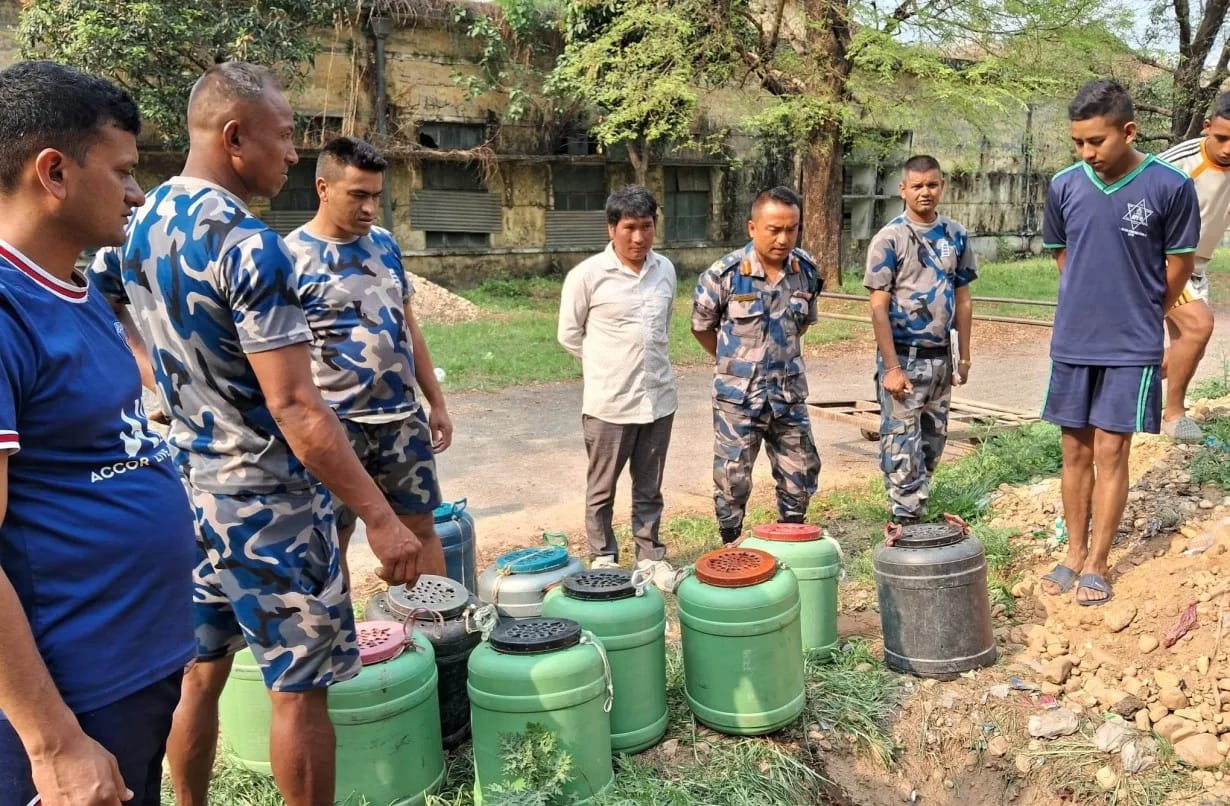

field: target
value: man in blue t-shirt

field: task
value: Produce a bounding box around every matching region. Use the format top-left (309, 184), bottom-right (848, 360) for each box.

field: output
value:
top-left (0, 62), bottom-right (196, 805)
top-left (1039, 80), bottom-right (1199, 606)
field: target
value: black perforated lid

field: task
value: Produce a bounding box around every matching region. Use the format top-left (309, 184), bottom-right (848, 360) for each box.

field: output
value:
top-left (386, 574), bottom-right (471, 620)
top-left (489, 618), bottom-right (582, 654)
top-left (562, 570), bottom-right (635, 601)
top-left (895, 522), bottom-right (965, 549)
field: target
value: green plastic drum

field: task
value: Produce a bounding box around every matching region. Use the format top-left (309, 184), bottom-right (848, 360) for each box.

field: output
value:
top-left (542, 570), bottom-right (667, 753)
top-left (218, 623), bottom-right (446, 806)
top-left (677, 547), bottom-right (805, 736)
top-left (468, 618), bottom-right (614, 804)
top-left (740, 523), bottom-right (840, 658)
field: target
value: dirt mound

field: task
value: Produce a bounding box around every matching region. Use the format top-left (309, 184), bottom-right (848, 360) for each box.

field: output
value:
top-left (409, 273), bottom-right (483, 325)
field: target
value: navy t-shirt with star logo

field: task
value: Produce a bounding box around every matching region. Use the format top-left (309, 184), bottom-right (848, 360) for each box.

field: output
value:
top-left (1042, 154), bottom-right (1199, 366)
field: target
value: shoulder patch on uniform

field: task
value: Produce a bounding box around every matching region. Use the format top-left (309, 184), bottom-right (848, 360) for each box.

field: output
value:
top-left (710, 250), bottom-right (743, 274)
top-left (791, 247), bottom-right (817, 270)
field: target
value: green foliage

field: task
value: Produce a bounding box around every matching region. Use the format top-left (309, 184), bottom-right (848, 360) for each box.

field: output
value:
top-left (484, 723), bottom-right (574, 805)
top-left (1191, 356), bottom-right (1230, 402)
top-left (1187, 417), bottom-right (1230, 492)
top-left (18, 0), bottom-right (348, 145)
top-left (805, 640), bottom-right (900, 767)
top-left (452, 0), bottom-right (561, 121)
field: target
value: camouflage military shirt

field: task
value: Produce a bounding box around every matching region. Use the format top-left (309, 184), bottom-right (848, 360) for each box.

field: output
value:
top-left (284, 226), bottom-right (419, 422)
top-left (863, 213), bottom-right (977, 348)
top-left (691, 244), bottom-right (820, 413)
top-left (90, 177), bottom-right (314, 495)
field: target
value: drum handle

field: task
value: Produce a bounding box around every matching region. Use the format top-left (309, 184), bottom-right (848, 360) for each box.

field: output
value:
top-left (580, 630), bottom-right (614, 713)
top-left (467, 603), bottom-right (500, 641)
top-left (628, 567), bottom-right (652, 597)
top-left (401, 607), bottom-right (446, 649)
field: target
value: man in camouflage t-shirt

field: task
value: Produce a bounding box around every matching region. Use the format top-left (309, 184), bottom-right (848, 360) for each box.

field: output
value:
top-left (285, 137), bottom-right (452, 586)
top-left (864, 155), bottom-right (977, 525)
top-left (92, 64), bottom-right (423, 805)
top-left (692, 186), bottom-right (822, 544)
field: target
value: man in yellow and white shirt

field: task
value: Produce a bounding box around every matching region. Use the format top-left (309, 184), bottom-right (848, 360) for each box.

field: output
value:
top-left (1160, 91), bottom-right (1230, 442)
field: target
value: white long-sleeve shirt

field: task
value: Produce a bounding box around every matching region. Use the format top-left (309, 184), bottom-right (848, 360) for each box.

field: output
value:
top-left (558, 243), bottom-right (678, 424)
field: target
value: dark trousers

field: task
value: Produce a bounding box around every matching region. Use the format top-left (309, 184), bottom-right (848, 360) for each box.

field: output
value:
top-left (0, 671), bottom-right (183, 806)
top-left (582, 413), bottom-right (675, 561)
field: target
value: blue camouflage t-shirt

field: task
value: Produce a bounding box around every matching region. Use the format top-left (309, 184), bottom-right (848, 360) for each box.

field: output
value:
top-left (1043, 155), bottom-right (1200, 365)
top-left (90, 177), bottom-right (314, 495)
top-left (284, 225), bottom-right (419, 421)
top-left (0, 242), bottom-right (195, 715)
top-left (863, 213), bottom-right (978, 348)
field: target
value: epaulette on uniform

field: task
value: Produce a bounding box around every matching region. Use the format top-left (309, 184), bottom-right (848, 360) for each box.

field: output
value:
top-left (791, 247), bottom-right (817, 273)
top-left (709, 250), bottom-right (743, 276)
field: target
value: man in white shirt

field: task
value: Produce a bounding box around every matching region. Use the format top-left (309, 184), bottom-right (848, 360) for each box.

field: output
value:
top-left (1160, 92), bottom-right (1230, 442)
top-left (558, 186), bottom-right (680, 592)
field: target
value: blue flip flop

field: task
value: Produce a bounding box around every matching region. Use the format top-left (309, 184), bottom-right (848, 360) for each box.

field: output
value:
top-left (1041, 564), bottom-right (1078, 594)
top-left (1076, 573), bottom-right (1114, 606)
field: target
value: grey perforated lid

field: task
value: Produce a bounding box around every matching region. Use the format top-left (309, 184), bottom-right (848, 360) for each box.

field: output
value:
top-left (386, 574), bottom-right (471, 620)
top-left (489, 618), bottom-right (581, 654)
top-left (896, 522), bottom-right (965, 549)
top-left (562, 570), bottom-right (635, 601)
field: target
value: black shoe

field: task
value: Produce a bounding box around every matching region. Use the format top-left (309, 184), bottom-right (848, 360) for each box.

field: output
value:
top-left (719, 526), bottom-right (742, 545)
top-left (780, 514), bottom-right (806, 524)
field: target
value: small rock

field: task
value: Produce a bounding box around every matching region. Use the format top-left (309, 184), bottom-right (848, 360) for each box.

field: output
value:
top-left (1040, 682), bottom-right (1062, 696)
top-left (1149, 703), bottom-right (1169, 722)
top-left (1198, 656), bottom-right (1211, 676)
top-left (1011, 580), bottom-right (1032, 598)
top-left (1093, 720), bottom-right (1136, 752)
top-left (1139, 635), bottom-right (1159, 653)
top-left (1135, 710), bottom-right (1152, 732)
top-left (1095, 765), bottom-right (1118, 790)
top-left (1121, 738), bottom-right (1158, 773)
top-left (1155, 715), bottom-right (1199, 741)
top-left (988, 735), bottom-right (1010, 757)
top-left (1154, 670), bottom-right (1181, 689)
top-left (1218, 678), bottom-right (1230, 692)
top-left (1160, 687), bottom-right (1191, 710)
top-left (660, 738), bottom-right (679, 759)
top-left (1111, 695), bottom-right (1147, 718)
top-left (1014, 753), bottom-right (1032, 774)
top-left (1174, 733), bottom-right (1226, 769)
top-left (1103, 604), bottom-right (1137, 633)
top-left (987, 683), bottom-right (1010, 699)
top-left (1044, 657), bottom-right (1075, 685)
top-left (1176, 707), bottom-right (1205, 722)
top-left (1029, 708), bottom-right (1080, 739)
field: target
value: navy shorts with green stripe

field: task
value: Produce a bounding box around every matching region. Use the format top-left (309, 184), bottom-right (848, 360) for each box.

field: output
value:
top-left (1041, 362), bottom-right (1161, 434)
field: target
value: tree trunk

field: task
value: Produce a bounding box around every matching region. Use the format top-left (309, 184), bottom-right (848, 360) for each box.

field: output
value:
top-left (800, 125), bottom-right (844, 290)
top-left (627, 138), bottom-right (649, 186)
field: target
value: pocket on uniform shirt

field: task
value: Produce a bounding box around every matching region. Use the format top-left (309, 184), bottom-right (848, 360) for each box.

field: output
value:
top-left (713, 356), bottom-right (755, 405)
top-left (728, 298), bottom-right (765, 339)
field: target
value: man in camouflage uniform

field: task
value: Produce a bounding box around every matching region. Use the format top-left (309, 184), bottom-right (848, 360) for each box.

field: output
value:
top-left (865, 155), bottom-right (976, 524)
top-left (692, 186), bottom-right (822, 544)
top-left (92, 64), bottom-right (421, 805)
top-left (285, 136), bottom-right (452, 586)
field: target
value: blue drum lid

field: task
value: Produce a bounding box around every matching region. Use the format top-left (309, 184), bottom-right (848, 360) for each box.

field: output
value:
top-left (495, 545), bottom-right (569, 574)
top-left (490, 617), bottom-right (581, 654)
top-left (433, 498), bottom-right (468, 523)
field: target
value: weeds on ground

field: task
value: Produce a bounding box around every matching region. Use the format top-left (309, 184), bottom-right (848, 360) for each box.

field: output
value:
top-left (806, 640), bottom-right (900, 768)
top-left (1190, 356), bottom-right (1230, 401)
top-left (1187, 416), bottom-right (1230, 491)
top-left (1026, 732), bottom-right (1199, 806)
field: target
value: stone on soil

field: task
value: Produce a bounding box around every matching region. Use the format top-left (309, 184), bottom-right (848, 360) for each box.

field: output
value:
top-left (1154, 670), bottom-right (1181, 688)
top-left (1174, 733), bottom-right (1226, 769)
top-left (1044, 657), bottom-right (1074, 685)
top-left (1029, 708), bottom-right (1080, 739)
top-left (1139, 635), bottom-right (1159, 653)
top-left (1095, 765), bottom-right (1118, 790)
top-left (1110, 695), bottom-right (1146, 718)
top-left (1102, 603), bottom-right (1136, 633)
top-left (1154, 715), bottom-right (1198, 741)
top-left (987, 735), bottom-right (1010, 757)
top-left (1159, 687), bottom-right (1190, 710)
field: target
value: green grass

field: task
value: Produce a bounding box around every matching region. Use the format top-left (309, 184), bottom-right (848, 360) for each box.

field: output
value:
top-left (1186, 415), bottom-right (1230, 491)
top-left (1191, 355), bottom-right (1230, 401)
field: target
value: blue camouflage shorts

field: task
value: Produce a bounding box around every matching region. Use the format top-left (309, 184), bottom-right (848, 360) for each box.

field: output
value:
top-left (189, 485), bottom-right (360, 691)
top-left (336, 408), bottom-right (442, 531)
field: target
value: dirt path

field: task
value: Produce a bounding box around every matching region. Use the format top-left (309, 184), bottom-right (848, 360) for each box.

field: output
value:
top-left (349, 302), bottom-right (1230, 573)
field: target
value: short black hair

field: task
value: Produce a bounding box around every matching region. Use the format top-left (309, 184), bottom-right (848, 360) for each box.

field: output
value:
top-left (605, 185), bottom-right (658, 226)
top-left (1069, 79), bottom-right (1135, 125)
top-left (750, 185), bottom-right (801, 218)
top-left (1211, 91), bottom-right (1230, 123)
top-left (316, 136), bottom-right (388, 179)
top-left (903, 154), bottom-right (942, 175)
top-left (0, 60), bottom-right (140, 193)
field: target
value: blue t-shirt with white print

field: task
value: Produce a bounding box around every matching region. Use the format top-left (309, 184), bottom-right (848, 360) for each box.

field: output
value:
top-left (0, 241), bottom-right (195, 716)
top-left (1042, 155), bottom-right (1199, 365)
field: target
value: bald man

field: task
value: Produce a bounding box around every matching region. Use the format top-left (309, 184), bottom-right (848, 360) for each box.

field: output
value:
top-left (91, 63), bottom-right (424, 805)
top-left (284, 137), bottom-right (453, 589)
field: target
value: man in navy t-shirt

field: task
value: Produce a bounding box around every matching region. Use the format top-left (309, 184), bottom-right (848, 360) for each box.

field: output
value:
top-left (1039, 79), bottom-right (1198, 606)
top-left (0, 62), bottom-right (195, 805)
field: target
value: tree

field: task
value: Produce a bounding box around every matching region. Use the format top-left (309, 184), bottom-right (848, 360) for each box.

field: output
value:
top-left (19, 0), bottom-right (349, 145)
top-left (1133, 0), bottom-right (1228, 141)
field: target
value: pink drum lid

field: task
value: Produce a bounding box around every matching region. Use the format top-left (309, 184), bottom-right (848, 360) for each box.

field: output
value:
top-left (357, 621), bottom-right (407, 666)
top-left (751, 522), bottom-right (822, 542)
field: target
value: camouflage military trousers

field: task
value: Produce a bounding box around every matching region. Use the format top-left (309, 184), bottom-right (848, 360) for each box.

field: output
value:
top-left (189, 485), bottom-right (361, 691)
top-left (713, 401), bottom-right (821, 532)
top-left (875, 353), bottom-right (953, 521)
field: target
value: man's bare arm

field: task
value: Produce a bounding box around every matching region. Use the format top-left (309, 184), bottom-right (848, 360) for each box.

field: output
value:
top-left (404, 302), bottom-right (453, 453)
top-left (1163, 252), bottom-right (1195, 312)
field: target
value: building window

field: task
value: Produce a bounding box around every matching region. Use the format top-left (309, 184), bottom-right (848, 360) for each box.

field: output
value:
top-left (664, 167), bottom-right (710, 241)
top-left (421, 161), bottom-right (487, 192)
top-left (425, 231), bottom-right (491, 248)
top-left (418, 122), bottom-right (487, 150)
top-left (553, 165), bottom-right (606, 212)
